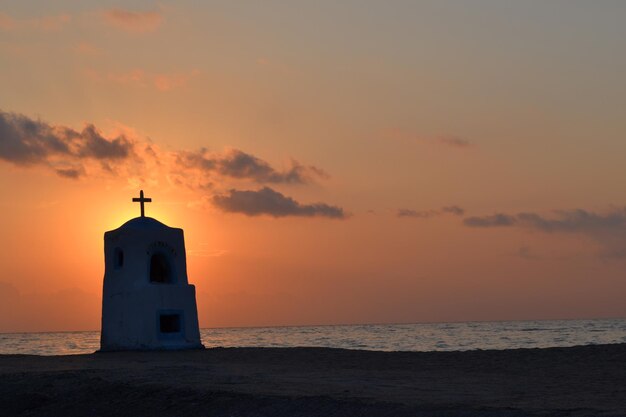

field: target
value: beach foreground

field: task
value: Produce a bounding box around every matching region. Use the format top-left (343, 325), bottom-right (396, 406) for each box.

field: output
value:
top-left (1, 344), bottom-right (625, 417)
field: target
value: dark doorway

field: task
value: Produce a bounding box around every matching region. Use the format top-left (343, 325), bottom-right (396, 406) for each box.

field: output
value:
top-left (159, 314), bottom-right (181, 333)
top-left (150, 253), bottom-right (173, 283)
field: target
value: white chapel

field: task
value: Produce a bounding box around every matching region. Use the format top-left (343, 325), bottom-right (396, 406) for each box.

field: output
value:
top-left (100, 190), bottom-right (203, 351)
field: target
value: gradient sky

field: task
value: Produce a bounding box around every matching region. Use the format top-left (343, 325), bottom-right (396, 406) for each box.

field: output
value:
top-left (1, 1), bottom-right (626, 332)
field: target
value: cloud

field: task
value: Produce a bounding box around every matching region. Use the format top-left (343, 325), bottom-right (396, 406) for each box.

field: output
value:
top-left (398, 205), bottom-right (465, 219)
top-left (73, 41), bottom-right (102, 56)
top-left (0, 111), bottom-right (71, 164)
top-left (0, 12), bottom-right (71, 32)
top-left (464, 208), bottom-right (626, 258)
top-left (177, 148), bottom-right (327, 184)
top-left (0, 110), bottom-right (346, 220)
top-left (517, 245), bottom-right (541, 261)
top-left (55, 167), bottom-right (83, 179)
top-left (153, 71), bottom-right (200, 91)
top-left (515, 209), bottom-right (626, 234)
top-left (0, 13), bottom-right (12, 31)
top-left (441, 205), bottom-right (465, 216)
top-left (0, 110), bottom-right (135, 177)
top-left (87, 68), bottom-right (200, 91)
top-left (77, 124), bottom-right (133, 159)
top-left (102, 9), bottom-right (162, 33)
top-left (31, 14), bottom-right (71, 31)
top-left (213, 187), bottom-right (347, 219)
top-left (383, 128), bottom-right (474, 149)
top-left (464, 213), bottom-right (517, 227)
top-left (436, 136), bottom-right (472, 148)
top-left (0, 111), bottom-right (322, 184)
top-left (463, 209), bottom-right (626, 232)
top-left (397, 209), bottom-right (435, 218)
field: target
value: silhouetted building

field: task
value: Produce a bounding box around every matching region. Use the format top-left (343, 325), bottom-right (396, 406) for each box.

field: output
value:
top-left (100, 191), bottom-right (203, 351)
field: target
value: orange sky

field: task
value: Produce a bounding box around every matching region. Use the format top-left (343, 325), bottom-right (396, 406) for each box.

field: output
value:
top-left (1, 1), bottom-right (626, 332)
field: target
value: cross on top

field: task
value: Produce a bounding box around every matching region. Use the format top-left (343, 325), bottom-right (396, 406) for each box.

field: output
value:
top-left (132, 190), bottom-right (152, 217)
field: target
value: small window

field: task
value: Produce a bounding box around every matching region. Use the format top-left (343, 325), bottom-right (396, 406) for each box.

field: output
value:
top-left (114, 247), bottom-right (124, 269)
top-left (160, 314), bottom-right (181, 333)
top-left (149, 253), bottom-right (173, 283)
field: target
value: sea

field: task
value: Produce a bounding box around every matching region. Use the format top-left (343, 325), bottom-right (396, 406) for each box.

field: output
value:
top-left (0, 318), bottom-right (624, 356)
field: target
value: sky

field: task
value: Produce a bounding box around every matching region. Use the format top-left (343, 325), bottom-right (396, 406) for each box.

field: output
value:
top-left (1, 0), bottom-right (626, 332)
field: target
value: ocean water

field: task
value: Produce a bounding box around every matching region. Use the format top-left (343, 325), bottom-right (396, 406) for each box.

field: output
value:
top-left (0, 318), bottom-right (624, 356)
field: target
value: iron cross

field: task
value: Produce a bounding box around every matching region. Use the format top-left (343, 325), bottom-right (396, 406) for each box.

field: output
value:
top-left (132, 190), bottom-right (152, 217)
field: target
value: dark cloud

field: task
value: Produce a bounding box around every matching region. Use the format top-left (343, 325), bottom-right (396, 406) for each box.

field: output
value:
top-left (517, 245), bottom-right (542, 261)
top-left (217, 150), bottom-right (309, 183)
top-left (0, 110), bottom-right (346, 221)
top-left (0, 110), bottom-right (135, 177)
top-left (177, 148), bottom-right (326, 185)
top-left (398, 205), bottom-right (465, 219)
top-left (436, 136), bottom-right (472, 148)
top-left (0, 111), bottom-right (71, 164)
top-left (441, 205), bottom-right (465, 216)
top-left (464, 213), bottom-right (517, 227)
top-left (1, 110), bottom-right (329, 187)
top-left (178, 148), bottom-right (215, 171)
top-left (55, 168), bottom-right (82, 179)
top-left (218, 150), bottom-right (275, 180)
top-left (464, 209), bottom-right (626, 232)
top-left (383, 129), bottom-right (474, 150)
top-left (464, 208), bottom-right (626, 258)
top-left (516, 209), bottom-right (626, 233)
top-left (213, 187), bottom-right (347, 219)
top-left (77, 124), bottom-right (133, 159)
top-left (397, 209), bottom-right (436, 218)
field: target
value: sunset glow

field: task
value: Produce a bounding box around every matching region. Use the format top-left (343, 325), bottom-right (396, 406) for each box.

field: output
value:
top-left (1, 1), bottom-right (626, 332)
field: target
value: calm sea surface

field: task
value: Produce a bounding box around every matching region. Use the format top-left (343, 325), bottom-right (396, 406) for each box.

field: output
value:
top-left (1, 318), bottom-right (625, 356)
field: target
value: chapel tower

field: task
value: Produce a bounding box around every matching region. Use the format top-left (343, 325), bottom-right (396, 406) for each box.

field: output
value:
top-left (100, 190), bottom-right (203, 351)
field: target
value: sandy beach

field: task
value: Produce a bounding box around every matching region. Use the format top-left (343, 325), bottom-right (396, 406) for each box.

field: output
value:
top-left (1, 343), bottom-right (625, 416)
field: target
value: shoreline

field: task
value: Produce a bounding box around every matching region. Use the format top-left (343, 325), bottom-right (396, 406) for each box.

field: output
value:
top-left (1, 343), bottom-right (625, 416)
top-left (3, 317), bottom-right (626, 356)
top-left (3, 314), bottom-right (625, 333)
top-left (3, 339), bottom-right (626, 356)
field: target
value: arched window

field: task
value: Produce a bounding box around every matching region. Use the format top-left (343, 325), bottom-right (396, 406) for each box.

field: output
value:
top-left (114, 247), bottom-right (124, 269)
top-left (149, 253), bottom-right (173, 283)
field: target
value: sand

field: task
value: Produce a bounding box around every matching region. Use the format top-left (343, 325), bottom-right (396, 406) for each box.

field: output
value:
top-left (0, 343), bottom-right (625, 416)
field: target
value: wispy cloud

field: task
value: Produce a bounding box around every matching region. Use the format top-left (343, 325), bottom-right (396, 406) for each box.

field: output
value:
top-left (464, 209), bottom-right (626, 232)
top-left (0, 13), bottom-right (12, 31)
top-left (436, 136), bottom-right (472, 148)
top-left (464, 208), bottom-right (626, 258)
top-left (441, 205), bottom-right (465, 216)
top-left (383, 128), bottom-right (475, 149)
top-left (0, 12), bottom-right (71, 32)
top-left (397, 209), bottom-right (435, 219)
top-left (398, 205), bottom-right (465, 219)
top-left (55, 167), bottom-right (84, 179)
top-left (464, 213), bottom-right (516, 227)
top-left (516, 245), bottom-right (542, 261)
top-left (86, 68), bottom-right (200, 91)
top-left (213, 187), bottom-right (347, 219)
top-left (0, 8), bottom-right (162, 34)
top-left (73, 41), bottom-right (102, 57)
top-left (101, 9), bottom-right (162, 33)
